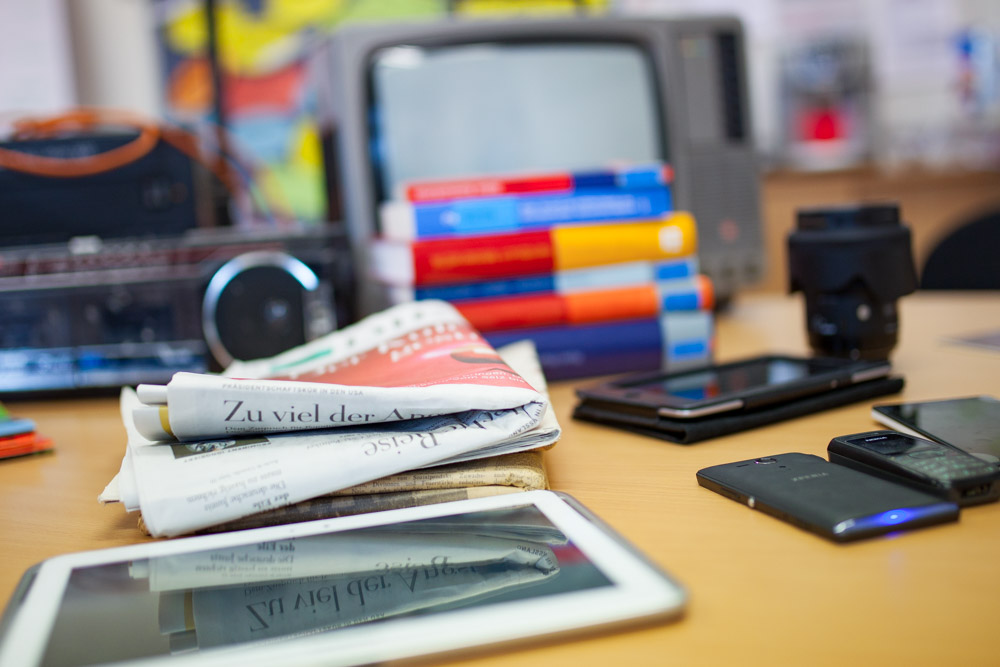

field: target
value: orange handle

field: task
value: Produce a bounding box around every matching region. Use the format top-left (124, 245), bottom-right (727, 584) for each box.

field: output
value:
top-left (0, 108), bottom-right (160, 178)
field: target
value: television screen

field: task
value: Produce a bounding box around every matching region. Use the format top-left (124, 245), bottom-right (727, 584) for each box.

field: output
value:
top-left (368, 41), bottom-right (665, 200)
top-left (323, 16), bottom-right (763, 315)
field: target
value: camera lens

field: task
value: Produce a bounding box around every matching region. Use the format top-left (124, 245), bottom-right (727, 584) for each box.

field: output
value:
top-left (787, 203), bottom-right (917, 360)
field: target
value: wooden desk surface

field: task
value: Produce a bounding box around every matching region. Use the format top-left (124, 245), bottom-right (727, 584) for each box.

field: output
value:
top-left (3, 292), bottom-right (999, 666)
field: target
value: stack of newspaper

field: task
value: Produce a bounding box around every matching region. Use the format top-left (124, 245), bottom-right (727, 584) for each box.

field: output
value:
top-left (99, 300), bottom-right (561, 537)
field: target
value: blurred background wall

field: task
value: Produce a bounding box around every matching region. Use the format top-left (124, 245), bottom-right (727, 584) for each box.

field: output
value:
top-left (2, 0), bottom-right (999, 292)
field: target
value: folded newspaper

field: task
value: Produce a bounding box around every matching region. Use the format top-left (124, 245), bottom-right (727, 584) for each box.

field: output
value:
top-left (100, 300), bottom-right (561, 537)
top-left (145, 450), bottom-right (550, 536)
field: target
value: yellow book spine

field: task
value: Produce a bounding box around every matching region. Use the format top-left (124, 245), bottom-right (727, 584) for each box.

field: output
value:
top-left (550, 212), bottom-right (698, 271)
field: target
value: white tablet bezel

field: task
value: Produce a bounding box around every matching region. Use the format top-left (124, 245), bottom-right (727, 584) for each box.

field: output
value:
top-left (0, 491), bottom-right (686, 667)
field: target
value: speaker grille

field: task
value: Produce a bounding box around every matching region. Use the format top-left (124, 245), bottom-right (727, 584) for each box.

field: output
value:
top-left (202, 251), bottom-right (324, 367)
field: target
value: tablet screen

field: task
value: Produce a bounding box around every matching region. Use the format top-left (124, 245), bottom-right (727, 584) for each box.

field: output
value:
top-left (38, 505), bottom-right (613, 666)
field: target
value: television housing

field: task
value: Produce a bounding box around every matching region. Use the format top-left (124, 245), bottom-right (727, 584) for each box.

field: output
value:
top-left (319, 15), bottom-right (764, 316)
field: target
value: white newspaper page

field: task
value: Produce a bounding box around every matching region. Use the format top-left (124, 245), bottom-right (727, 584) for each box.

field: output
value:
top-left (114, 391), bottom-right (545, 537)
top-left (100, 321), bottom-right (561, 537)
top-left (132, 301), bottom-right (542, 442)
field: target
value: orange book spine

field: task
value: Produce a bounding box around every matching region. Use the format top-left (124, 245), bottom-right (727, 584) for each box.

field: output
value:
top-left (376, 212), bottom-right (699, 286)
top-left (551, 212), bottom-right (697, 270)
top-left (455, 285), bottom-right (661, 332)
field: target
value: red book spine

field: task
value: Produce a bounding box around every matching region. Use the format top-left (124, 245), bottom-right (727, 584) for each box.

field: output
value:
top-left (455, 293), bottom-right (571, 332)
top-left (405, 173), bottom-right (573, 202)
top-left (411, 230), bottom-right (555, 285)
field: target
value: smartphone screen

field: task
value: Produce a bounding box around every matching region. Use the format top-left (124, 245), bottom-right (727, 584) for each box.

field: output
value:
top-left (626, 357), bottom-right (823, 401)
top-left (873, 396), bottom-right (1000, 459)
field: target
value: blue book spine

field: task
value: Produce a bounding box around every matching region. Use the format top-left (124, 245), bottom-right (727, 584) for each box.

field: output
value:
top-left (486, 319), bottom-right (663, 380)
top-left (660, 289), bottom-right (702, 312)
top-left (0, 417), bottom-right (35, 438)
top-left (409, 186), bottom-right (672, 237)
top-left (653, 257), bottom-right (699, 282)
top-left (571, 163), bottom-right (669, 190)
top-left (414, 275), bottom-right (557, 301)
top-left (412, 258), bottom-right (699, 302)
top-left (484, 312), bottom-right (713, 381)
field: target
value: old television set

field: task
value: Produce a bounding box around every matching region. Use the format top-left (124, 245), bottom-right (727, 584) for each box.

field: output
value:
top-left (320, 15), bottom-right (764, 315)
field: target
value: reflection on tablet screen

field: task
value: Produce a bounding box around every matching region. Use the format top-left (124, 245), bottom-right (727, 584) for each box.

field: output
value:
top-left (40, 506), bottom-right (612, 666)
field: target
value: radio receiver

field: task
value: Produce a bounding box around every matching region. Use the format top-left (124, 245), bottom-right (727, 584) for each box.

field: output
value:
top-left (0, 110), bottom-right (356, 396)
top-left (0, 227), bottom-right (354, 396)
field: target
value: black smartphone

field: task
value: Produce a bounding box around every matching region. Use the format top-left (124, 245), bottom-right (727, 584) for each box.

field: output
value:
top-left (696, 453), bottom-right (959, 542)
top-left (872, 396), bottom-right (1000, 461)
top-left (576, 354), bottom-right (891, 419)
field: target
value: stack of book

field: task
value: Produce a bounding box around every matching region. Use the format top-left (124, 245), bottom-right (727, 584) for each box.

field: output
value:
top-left (0, 403), bottom-right (52, 460)
top-left (372, 163), bottom-right (714, 380)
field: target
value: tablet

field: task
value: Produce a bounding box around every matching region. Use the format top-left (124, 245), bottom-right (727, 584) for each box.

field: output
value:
top-left (576, 354), bottom-right (891, 419)
top-left (0, 491), bottom-right (685, 667)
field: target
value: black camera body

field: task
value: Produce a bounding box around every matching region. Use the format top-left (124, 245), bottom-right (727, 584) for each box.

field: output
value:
top-left (787, 203), bottom-right (917, 361)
